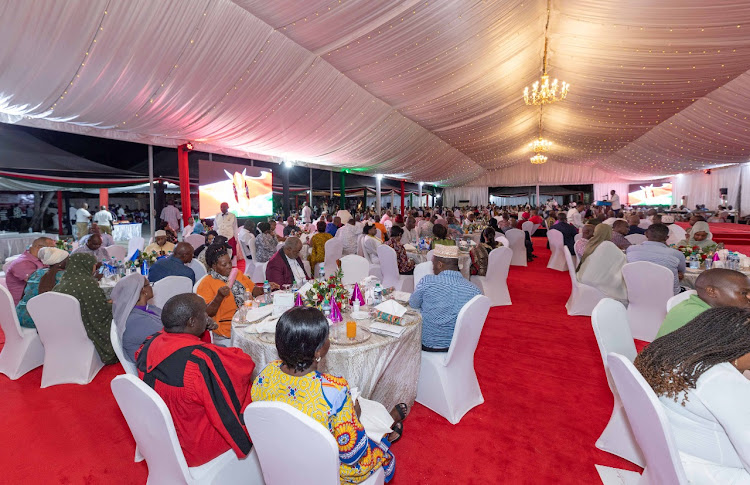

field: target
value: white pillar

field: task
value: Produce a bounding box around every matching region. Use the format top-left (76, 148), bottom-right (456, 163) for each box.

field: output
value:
top-left (309, 168), bottom-right (313, 207)
top-left (375, 177), bottom-right (382, 215)
top-left (536, 184), bottom-right (540, 208)
top-left (148, 145), bottom-right (155, 240)
top-left (418, 184), bottom-right (423, 209)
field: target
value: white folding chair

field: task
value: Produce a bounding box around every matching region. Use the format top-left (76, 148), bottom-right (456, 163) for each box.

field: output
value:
top-left (377, 245), bottom-right (414, 292)
top-left (416, 295), bottom-right (491, 424)
top-left (625, 234), bottom-right (647, 245)
top-left (638, 219), bottom-right (652, 230)
top-left (110, 321), bottom-right (138, 377)
top-left (252, 262), bottom-right (268, 285)
top-left (666, 289), bottom-right (696, 312)
top-left (494, 235), bottom-right (509, 248)
top-left (470, 247), bottom-right (512, 307)
top-left (0, 284), bottom-right (44, 379)
top-left (244, 401), bottom-right (384, 485)
top-left (521, 221), bottom-right (534, 236)
top-left (127, 236), bottom-right (145, 259)
top-left (105, 245), bottom-right (127, 261)
top-left (189, 259), bottom-right (207, 282)
top-left (184, 234), bottom-right (205, 249)
top-left (111, 375), bottom-right (264, 485)
top-left (546, 229), bottom-right (567, 271)
top-left (591, 299), bottom-right (644, 467)
top-left (27, 292), bottom-right (104, 387)
top-left (339, 255), bottom-right (370, 286)
top-left (151, 276), bottom-right (193, 309)
top-left (621, 261), bottom-right (674, 341)
top-left (504, 228), bottom-right (527, 267)
top-left (323, 237), bottom-right (343, 279)
top-left (666, 224), bottom-right (686, 246)
top-left (193, 275), bottom-right (207, 293)
top-left (413, 261), bottom-right (433, 289)
top-left (356, 234), bottom-right (365, 257)
top-left (597, 354), bottom-right (689, 485)
top-left (563, 250), bottom-right (605, 316)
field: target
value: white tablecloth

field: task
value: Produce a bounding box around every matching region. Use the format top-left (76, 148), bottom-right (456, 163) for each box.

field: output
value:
top-left (0, 232), bottom-right (59, 264)
top-left (232, 307), bottom-right (422, 410)
top-left (682, 266), bottom-right (750, 289)
top-left (113, 223), bottom-right (142, 242)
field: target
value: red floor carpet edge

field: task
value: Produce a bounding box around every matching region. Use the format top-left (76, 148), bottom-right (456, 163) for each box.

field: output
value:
top-left (0, 239), bottom-right (642, 484)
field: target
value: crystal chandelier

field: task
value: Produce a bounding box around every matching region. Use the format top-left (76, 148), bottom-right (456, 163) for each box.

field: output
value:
top-left (523, 0), bottom-right (569, 106)
top-left (528, 136), bottom-right (552, 153)
top-left (530, 154), bottom-right (548, 164)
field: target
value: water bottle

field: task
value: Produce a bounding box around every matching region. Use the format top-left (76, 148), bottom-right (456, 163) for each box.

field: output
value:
top-left (373, 283), bottom-right (382, 305)
top-left (292, 280), bottom-right (299, 292)
top-left (321, 298), bottom-right (331, 317)
top-left (140, 259), bottom-right (149, 276)
top-left (263, 280), bottom-right (271, 304)
top-left (319, 264), bottom-right (325, 280)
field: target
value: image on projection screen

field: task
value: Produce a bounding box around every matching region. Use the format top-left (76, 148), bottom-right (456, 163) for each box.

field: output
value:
top-left (628, 182), bottom-right (673, 206)
top-left (199, 160), bottom-right (273, 218)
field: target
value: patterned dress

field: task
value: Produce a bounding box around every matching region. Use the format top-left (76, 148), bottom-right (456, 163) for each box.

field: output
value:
top-left (385, 238), bottom-right (415, 274)
top-left (252, 361), bottom-right (396, 483)
top-left (309, 232), bottom-right (333, 267)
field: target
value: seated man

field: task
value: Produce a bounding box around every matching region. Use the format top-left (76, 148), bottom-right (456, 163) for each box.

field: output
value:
top-left (656, 268), bottom-right (750, 338)
top-left (135, 293), bottom-right (255, 467)
top-left (71, 233), bottom-right (111, 263)
top-left (147, 242), bottom-right (196, 285)
top-left (5, 236), bottom-right (55, 304)
top-left (551, 212), bottom-right (578, 255)
top-left (335, 217), bottom-right (360, 256)
top-left (266, 237), bottom-right (309, 287)
top-left (627, 215), bottom-right (646, 235)
top-left (144, 230), bottom-right (175, 255)
top-left (626, 223), bottom-right (686, 295)
top-left (326, 216), bottom-right (341, 237)
top-left (80, 223), bottom-right (115, 247)
top-left (409, 245), bottom-right (481, 352)
top-left (283, 217), bottom-right (302, 237)
top-left (610, 220), bottom-right (632, 250)
top-left (401, 216), bottom-right (418, 245)
top-left (574, 224), bottom-right (594, 259)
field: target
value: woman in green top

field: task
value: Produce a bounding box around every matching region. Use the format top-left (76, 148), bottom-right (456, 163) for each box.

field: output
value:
top-left (430, 223), bottom-right (455, 249)
top-left (53, 253), bottom-right (117, 364)
top-left (16, 247), bottom-right (69, 328)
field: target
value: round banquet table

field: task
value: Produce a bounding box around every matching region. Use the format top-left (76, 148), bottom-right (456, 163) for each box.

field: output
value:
top-left (406, 249), bottom-right (472, 280)
top-left (682, 266), bottom-right (750, 289)
top-left (112, 223), bottom-right (142, 242)
top-left (0, 232), bottom-right (59, 264)
top-left (231, 306), bottom-right (423, 410)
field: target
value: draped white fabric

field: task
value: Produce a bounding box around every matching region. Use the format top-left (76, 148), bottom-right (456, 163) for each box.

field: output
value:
top-left (672, 164), bottom-right (750, 213)
top-left (443, 187), bottom-right (489, 207)
top-left (1, 1), bottom-right (750, 185)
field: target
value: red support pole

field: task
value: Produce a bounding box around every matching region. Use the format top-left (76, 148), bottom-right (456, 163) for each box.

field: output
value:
top-left (99, 188), bottom-right (108, 208)
top-left (56, 190), bottom-right (63, 236)
top-left (177, 145), bottom-right (192, 227)
top-left (401, 180), bottom-right (405, 216)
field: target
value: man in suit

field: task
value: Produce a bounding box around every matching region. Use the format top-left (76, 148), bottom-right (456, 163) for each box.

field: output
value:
top-left (265, 237), bottom-right (309, 287)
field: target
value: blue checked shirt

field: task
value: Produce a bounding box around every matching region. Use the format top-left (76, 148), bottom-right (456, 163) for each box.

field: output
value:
top-left (409, 270), bottom-right (481, 349)
top-left (626, 241), bottom-right (686, 295)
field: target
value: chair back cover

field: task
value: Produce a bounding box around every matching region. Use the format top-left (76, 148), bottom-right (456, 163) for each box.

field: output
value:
top-left (495, 235), bottom-right (510, 248)
top-left (504, 228), bottom-right (527, 266)
top-left (189, 259), bottom-right (207, 282)
top-left (546, 229), bottom-right (567, 271)
top-left (666, 289), bottom-right (697, 312)
top-left (591, 299), bottom-right (638, 394)
top-left (110, 321), bottom-right (138, 376)
top-left (323, 237), bottom-right (343, 279)
top-left (252, 262), bottom-right (268, 284)
top-left (0, 283), bottom-right (23, 341)
top-left (481, 247), bottom-right (512, 306)
top-left (184, 234), bottom-right (205, 249)
top-left (413, 261), bottom-right (433, 289)
top-left (127, 236), bottom-right (145, 259)
top-left (339, 255), bottom-right (370, 286)
top-left (622, 261), bottom-right (674, 341)
top-left (0, 284), bottom-right (45, 379)
top-left (193, 275), bottom-right (207, 293)
top-left (607, 353), bottom-right (689, 485)
top-left (105, 245), bottom-right (127, 261)
top-left (377, 244), bottom-right (401, 288)
top-left (445, 295), bottom-right (491, 366)
top-left (625, 234), bottom-right (647, 245)
top-left (666, 225), bottom-right (686, 246)
top-left (151, 275), bottom-right (193, 309)
top-left (574, 233), bottom-right (582, 243)
top-left (521, 221), bottom-right (534, 234)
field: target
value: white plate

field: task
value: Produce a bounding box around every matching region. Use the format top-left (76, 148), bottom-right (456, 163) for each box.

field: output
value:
top-left (351, 311), bottom-right (370, 320)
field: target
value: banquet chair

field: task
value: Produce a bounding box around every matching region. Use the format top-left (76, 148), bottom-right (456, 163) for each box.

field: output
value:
top-left (546, 229), bottom-right (568, 271)
top-left (413, 261), bottom-right (433, 289)
top-left (244, 401), bottom-right (384, 485)
top-left (596, 353), bottom-right (688, 485)
top-left (151, 276), bottom-right (193, 308)
top-left (323, 237), bottom-right (343, 279)
top-left (339, 255), bottom-right (370, 286)
top-left (666, 224), bottom-right (686, 246)
top-left (666, 289), bottom-right (696, 312)
top-left (127, 236), bottom-right (145, 259)
top-left (591, 299), bottom-right (644, 467)
top-left (356, 234), bottom-right (365, 257)
top-left (193, 275), bottom-right (207, 293)
top-left (27, 292), bottom-right (104, 387)
top-left (0, 284), bottom-right (44, 379)
top-left (521, 221), bottom-right (534, 236)
top-left (184, 234), bottom-right (205, 249)
top-left (470, 247), bottom-right (512, 306)
top-left (621, 261), bottom-right (674, 341)
top-left (360, 237), bottom-right (382, 280)
top-left (377, 245), bottom-right (414, 292)
top-left (3, 254), bottom-right (21, 273)
top-left (504, 229), bottom-right (527, 267)
top-left (416, 294), bottom-right (491, 424)
top-left (111, 374), bottom-right (264, 485)
top-left (252, 262), bottom-right (269, 284)
top-left (494, 235), bottom-right (509, 248)
top-left (625, 234), bottom-right (647, 245)
top-left (574, 233), bottom-right (582, 243)
top-left (638, 219), bottom-right (653, 230)
top-left (0, 276), bottom-right (6, 289)
top-left (110, 321), bottom-right (137, 377)
top-left (105, 244), bottom-right (127, 261)
top-left (189, 259), bottom-right (207, 282)
top-left (563, 250), bottom-right (605, 316)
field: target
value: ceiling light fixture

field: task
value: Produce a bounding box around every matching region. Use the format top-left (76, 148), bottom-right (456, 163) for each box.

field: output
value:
top-left (523, 0), bottom-right (569, 106)
top-left (530, 154), bottom-right (548, 165)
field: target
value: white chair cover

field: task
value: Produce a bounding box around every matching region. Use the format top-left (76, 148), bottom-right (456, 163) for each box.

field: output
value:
top-left (666, 224), bottom-right (687, 246)
top-left (151, 276), bottom-right (193, 309)
top-left (252, 262), bottom-right (269, 284)
top-left (244, 401), bottom-right (384, 485)
top-left (339, 255), bottom-right (370, 286)
top-left (621, 261), bottom-right (674, 341)
top-left (624, 234), bottom-right (647, 245)
top-left (546, 229), bottom-right (567, 271)
top-left (0, 284), bottom-right (44, 379)
top-left (521, 221), bottom-right (534, 235)
top-left (413, 261), bottom-right (433, 289)
top-left (110, 321), bottom-right (138, 377)
top-left (189, 259), bottom-right (207, 282)
top-left (127, 236), bottom-right (145, 259)
top-left (574, 233), bottom-right (582, 243)
top-left (563, 250), bottom-right (605, 316)
top-left (323, 237), bottom-right (344, 279)
top-left (105, 245), bottom-right (127, 261)
top-left (377, 245), bottom-right (414, 292)
top-left (504, 228), bottom-right (527, 267)
top-left (184, 234), bottom-right (205, 249)
top-left (494, 235), bottom-right (509, 248)
top-left (416, 295), bottom-right (491, 424)
top-left (591, 299), bottom-right (644, 467)
top-left (27, 292), bottom-right (104, 387)
top-left (356, 234), bottom-right (365, 257)
top-left (0, 277), bottom-right (6, 289)
top-left (603, 353), bottom-right (689, 485)
top-left (666, 289), bottom-right (697, 312)
top-left (193, 275), bottom-right (207, 293)
top-left (638, 219), bottom-right (653, 230)
top-left (111, 374), bottom-right (265, 485)
top-left (470, 247), bottom-right (512, 307)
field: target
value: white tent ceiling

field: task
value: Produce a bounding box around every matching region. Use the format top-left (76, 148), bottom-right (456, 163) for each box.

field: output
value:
top-left (1, 0), bottom-right (749, 186)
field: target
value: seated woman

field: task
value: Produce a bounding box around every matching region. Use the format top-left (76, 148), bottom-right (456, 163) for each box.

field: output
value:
top-left (362, 222), bottom-right (382, 265)
top-left (385, 226), bottom-right (415, 275)
top-left (430, 222), bottom-right (455, 249)
top-left (159, 221), bottom-right (179, 244)
top-left (446, 216), bottom-right (463, 237)
top-left (196, 245), bottom-right (266, 346)
top-left (678, 221), bottom-right (716, 251)
top-left (635, 307), bottom-right (750, 483)
top-left (575, 224), bottom-right (627, 304)
top-left (470, 227), bottom-right (499, 276)
top-left (112, 273), bottom-right (162, 363)
top-left (252, 307), bottom-right (406, 483)
top-left (255, 222), bottom-right (279, 263)
top-left (16, 247), bottom-right (68, 328)
top-left (193, 230), bottom-right (218, 260)
top-left (53, 253), bottom-right (117, 364)
top-left (308, 221), bottom-right (332, 270)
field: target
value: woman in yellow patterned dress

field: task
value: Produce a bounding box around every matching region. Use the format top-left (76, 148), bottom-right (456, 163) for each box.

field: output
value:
top-left (251, 307), bottom-right (405, 483)
top-left (308, 220), bottom-right (333, 270)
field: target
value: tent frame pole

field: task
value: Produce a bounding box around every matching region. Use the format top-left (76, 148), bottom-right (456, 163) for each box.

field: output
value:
top-left (148, 145), bottom-right (155, 240)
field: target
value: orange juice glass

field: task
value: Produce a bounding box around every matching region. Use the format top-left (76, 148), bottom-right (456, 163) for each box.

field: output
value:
top-left (346, 320), bottom-right (357, 340)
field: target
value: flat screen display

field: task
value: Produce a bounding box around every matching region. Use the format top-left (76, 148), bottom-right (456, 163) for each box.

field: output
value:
top-left (628, 182), bottom-right (672, 206)
top-left (198, 160), bottom-right (273, 218)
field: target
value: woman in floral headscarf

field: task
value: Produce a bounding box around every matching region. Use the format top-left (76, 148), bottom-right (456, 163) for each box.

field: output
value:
top-left (16, 247), bottom-right (69, 328)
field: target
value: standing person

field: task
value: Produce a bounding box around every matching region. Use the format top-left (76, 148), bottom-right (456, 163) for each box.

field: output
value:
top-left (160, 200), bottom-right (181, 235)
top-left (0, 205), bottom-right (9, 231)
top-left (301, 201), bottom-right (313, 225)
top-left (93, 205), bottom-right (113, 235)
top-left (11, 204), bottom-right (23, 231)
top-left (567, 203), bottom-right (585, 230)
top-left (214, 202), bottom-right (239, 260)
top-left (5, 237), bottom-right (55, 304)
top-left (610, 190), bottom-right (621, 217)
top-left (75, 203), bottom-right (91, 239)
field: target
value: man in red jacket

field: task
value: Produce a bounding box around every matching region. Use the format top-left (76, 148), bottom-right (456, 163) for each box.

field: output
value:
top-left (135, 293), bottom-right (255, 467)
top-left (265, 236), bottom-right (309, 287)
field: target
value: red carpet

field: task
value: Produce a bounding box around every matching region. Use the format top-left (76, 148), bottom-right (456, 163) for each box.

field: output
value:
top-left (0, 239), bottom-right (642, 484)
top-left (675, 221), bottom-right (750, 249)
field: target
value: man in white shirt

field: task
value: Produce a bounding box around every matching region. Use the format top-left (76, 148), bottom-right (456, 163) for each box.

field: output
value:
top-left (75, 203), bottom-right (91, 239)
top-left (237, 220), bottom-right (256, 260)
top-left (160, 200), bottom-right (181, 232)
top-left (301, 202), bottom-right (312, 224)
top-left (335, 218), bottom-right (360, 256)
top-left (215, 202), bottom-right (239, 259)
top-left (402, 217), bottom-right (418, 245)
top-left (567, 204), bottom-right (585, 230)
top-left (93, 205), bottom-right (114, 235)
top-left (610, 190), bottom-right (621, 217)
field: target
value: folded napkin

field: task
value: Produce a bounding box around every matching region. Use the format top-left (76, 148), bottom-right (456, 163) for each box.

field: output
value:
top-left (369, 321), bottom-right (406, 337)
top-left (390, 290), bottom-right (412, 302)
top-left (243, 305), bottom-right (274, 323)
top-left (297, 281), bottom-right (313, 296)
top-left (244, 315), bottom-right (279, 334)
top-left (374, 300), bottom-right (407, 325)
top-left (350, 388), bottom-right (394, 444)
top-left (403, 243), bottom-right (417, 251)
